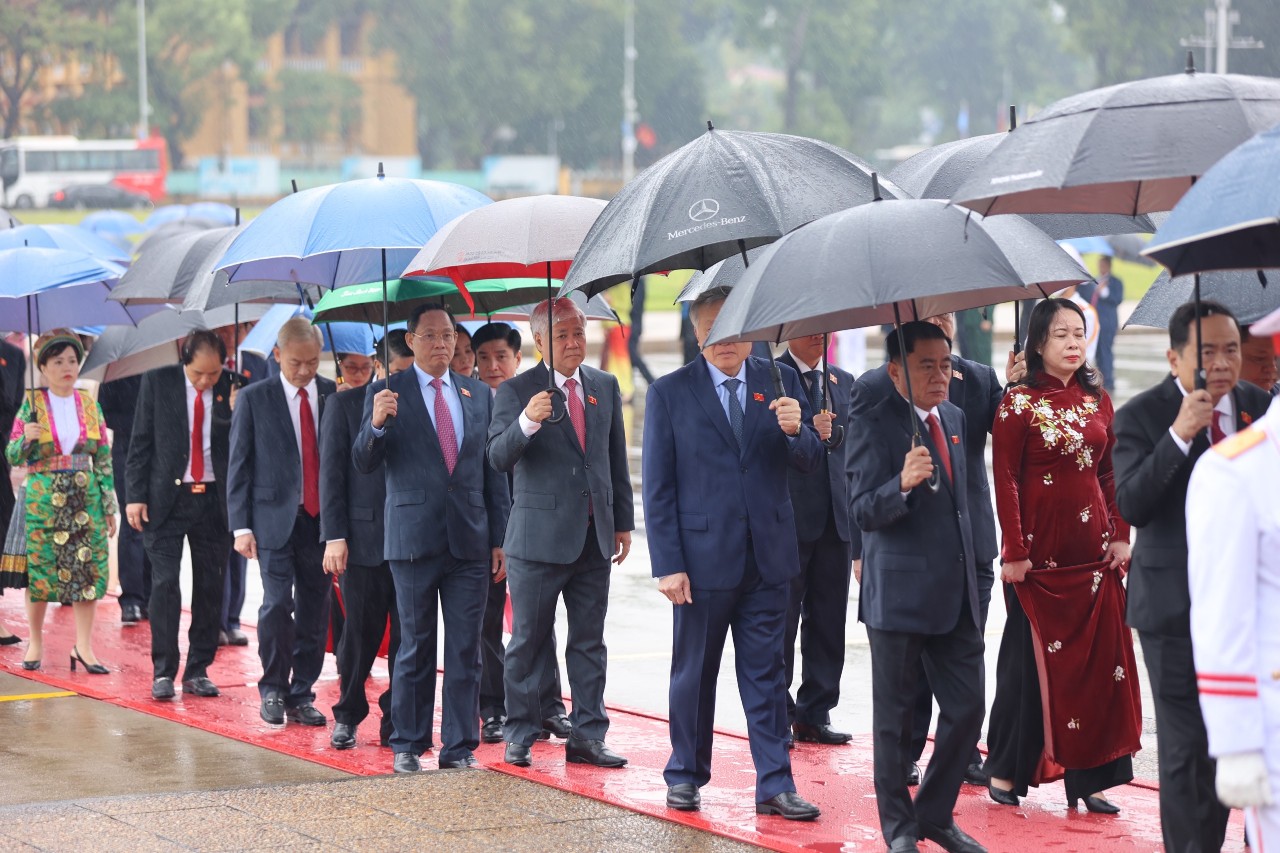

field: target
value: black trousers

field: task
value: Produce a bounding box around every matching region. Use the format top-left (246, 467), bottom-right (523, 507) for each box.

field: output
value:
top-left (256, 511), bottom-right (329, 707)
top-left (221, 550), bottom-right (247, 631)
top-left (910, 560), bottom-right (994, 762)
top-left (333, 561), bottom-right (400, 742)
top-left (504, 522), bottom-right (610, 747)
top-left (479, 574), bottom-right (565, 721)
top-left (1140, 631), bottom-right (1231, 853)
top-left (866, 599), bottom-right (985, 844)
top-left (784, 513), bottom-right (852, 726)
top-left (144, 489), bottom-right (230, 681)
top-left (118, 510), bottom-right (152, 612)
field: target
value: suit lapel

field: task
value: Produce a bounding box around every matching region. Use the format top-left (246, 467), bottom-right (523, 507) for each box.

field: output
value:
top-left (579, 368), bottom-right (606, 460)
top-left (397, 369), bottom-right (440, 457)
top-left (689, 358), bottom-right (739, 456)
top-left (264, 379), bottom-right (300, 467)
top-left (938, 404), bottom-right (962, 496)
top-left (742, 359), bottom-right (768, 454)
top-left (452, 371), bottom-right (485, 458)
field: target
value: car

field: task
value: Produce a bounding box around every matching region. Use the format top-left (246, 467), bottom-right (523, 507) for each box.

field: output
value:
top-left (47, 183), bottom-right (153, 210)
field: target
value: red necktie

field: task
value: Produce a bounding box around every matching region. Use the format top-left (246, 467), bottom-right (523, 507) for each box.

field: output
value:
top-left (1210, 410), bottom-right (1226, 445)
top-left (926, 413), bottom-right (953, 483)
top-left (190, 390), bottom-right (205, 482)
top-left (298, 387), bottom-right (320, 516)
top-left (431, 377), bottom-right (458, 475)
top-left (564, 377), bottom-right (586, 450)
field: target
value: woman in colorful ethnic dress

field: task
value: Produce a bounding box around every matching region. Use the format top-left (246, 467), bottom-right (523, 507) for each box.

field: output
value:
top-left (984, 298), bottom-right (1141, 813)
top-left (3, 332), bottom-right (117, 672)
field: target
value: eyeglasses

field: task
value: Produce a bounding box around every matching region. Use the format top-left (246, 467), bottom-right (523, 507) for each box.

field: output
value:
top-left (411, 331), bottom-right (457, 344)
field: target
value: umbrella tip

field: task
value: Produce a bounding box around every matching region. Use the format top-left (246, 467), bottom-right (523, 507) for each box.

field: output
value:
top-left (291, 179), bottom-right (299, 194)
top-left (871, 172), bottom-right (882, 202)
top-left (707, 119), bottom-right (714, 132)
top-left (1185, 50), bottom-right (1196, 74)
top-left (377, 161), bottom-right (385, 178)
top-left (1008, 105), bottom-right (1017, 131)
top-left (1259, 269), bottom-right (1269, 289)
top-left (234, 207), bottom-right (241, 226)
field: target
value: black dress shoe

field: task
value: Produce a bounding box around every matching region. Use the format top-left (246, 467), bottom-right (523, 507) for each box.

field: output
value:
top-left (919, 820), bottom-right (987, 853)
top-left (151, 677), bottom-right (175, 700)
top-left (987, 782), bottom-right (1019, 806)
top-left (331, 723), bottom-right (357, 750)
top-left (786, 732), bottom-right (795, 750)
top-left (285, 704), bottom-right (327, 726)
top-left (481, 716), bottom-right (504, 744)
top-left (887, 837), bottom-right (921, 853)
top-left (260, 693), bottom-right (285, 725)
top-left (393, 752), bottom-right (421, 773)
top-left (565, 736), bottom-right (627, 768)
top-left (755, 791), bottom-right (820, 821)
top-left (1069, 794), bottom-right (1121, 814)
top-left (963, 761), bottom-right (988, 785)
top-left (439, 753), bottom-right (477, 769)
top-left (182, 677), bottom-right (220, 697)
top-left (665, 783), bottom-right (700, 811)
top-left (0, 632), bottom-right (21, 646)
top-left (907, 763), bottom-right (921, 786)
top-left (121, 604), bottom-right (142, 625)
top-left (792, 722), bottom-right (853, 745)
top-left (217, 630), bottom-right (229, 647)
top-left (542, 714), bottom-right (573, 739)
top-left (504, 742), bottom-right (532, 767)
top-left (225, 628), bottom-right (249, 646)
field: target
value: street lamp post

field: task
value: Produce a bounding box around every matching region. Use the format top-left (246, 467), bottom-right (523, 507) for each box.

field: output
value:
top-left (137, 0), bottom-right (149, 140)
top-left (621, 0), bottom-right (637, 182)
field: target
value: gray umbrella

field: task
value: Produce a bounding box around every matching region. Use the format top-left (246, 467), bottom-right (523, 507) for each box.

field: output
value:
top-left (134, 217), bottom-right (220, 258)
top-left (953, 56), bottom-right (1280, 216)
top-left (181, 225), bottom-right (327, 312)
top-left (80, 302), bottom-right (271, 383)
top-left (889, 130), bottom-right (1155, 239)
top-left (1124, 269), bottom-right (1278, 330)
top-left (560, 122), bottom-right (907, 299)
top-left (674, 247), bottom-right (767, 303)
top-left (706, 198), bottom-right (1091, 345)
top-left (110, 226), bottom-right (237, 305)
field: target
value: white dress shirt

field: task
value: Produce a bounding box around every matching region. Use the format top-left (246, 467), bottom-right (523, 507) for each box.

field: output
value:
top-left (234, 375), bottom-right (319, 539)
top-left (1169, 377), bottom-right (1236, 455)
top-left (704, 359), bottom-right (748, 425)
top-left (519, 366), bottom-right (584, 437)
top-left (183, 373), bottom-right (214, 483)
top-left (370, 366), bottom-right (465, 448)
top-left (46, 390), bottom-right (80, 454)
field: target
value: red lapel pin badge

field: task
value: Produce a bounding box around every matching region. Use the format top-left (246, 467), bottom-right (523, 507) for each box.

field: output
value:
top-left (1242, 411), bottom-right (1254, 425)
top-left (459, 387), bottom-right (472, 398)
top-left (829, 373), bottom-right (838, 385)
top-left (752, 392), bottom-right (765, 402)
top-left (951, 435), bottom-right (960, 444)
top-left (952, 369), bottom-right (964, 380)
top-left (587, 395), bottom-right (598, 405)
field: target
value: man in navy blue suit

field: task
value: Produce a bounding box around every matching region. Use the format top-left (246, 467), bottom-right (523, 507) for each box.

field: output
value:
top-left (848, 322), bottom-right (987, 853)
top-left (643, 286), bottom-right (827, 820)
top-left (354, 304), bottom-right (510, 773)
top-left (228, 317), bottom-right (336, 729)
top-left (778, 336), bottom-right (855, 746)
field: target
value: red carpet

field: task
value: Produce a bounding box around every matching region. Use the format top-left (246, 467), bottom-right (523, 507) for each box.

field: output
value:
top-left (0, 591), bottom-right (1242, 852)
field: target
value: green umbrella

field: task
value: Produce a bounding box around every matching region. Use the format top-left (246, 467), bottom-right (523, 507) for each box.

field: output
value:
top-left (311, 277), bottom-right (560, 325)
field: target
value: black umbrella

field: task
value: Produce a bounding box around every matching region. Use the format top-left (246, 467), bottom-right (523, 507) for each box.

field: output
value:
top-left (674, 247), bottom-right (766, 304)
top-left (953, 55), bottom-right (1280, 217)
top-left (134, 217), bottom-right (220, 258)
top-left (110, 226), bottom-right (237, 305)
top-left (1124, 269), bottom-right (1278, 330)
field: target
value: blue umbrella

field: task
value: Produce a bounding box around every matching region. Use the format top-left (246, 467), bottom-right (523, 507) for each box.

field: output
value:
top-left (1143, 122), bottom-right (1280, 276)
top-left (79, 209), bottom-right (145, 239)
top-left (238, 304), bottom-right (375, 359)
top-left (1059, 236), bottom-right (1114, 258)
top-left (145, 202), bottom-right (237, 229)
top-left (0, 223), bottom-right (132, 265)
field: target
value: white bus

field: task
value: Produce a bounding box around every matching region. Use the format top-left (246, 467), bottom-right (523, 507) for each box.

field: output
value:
top-left (0, 135), bottom-right (169, 208)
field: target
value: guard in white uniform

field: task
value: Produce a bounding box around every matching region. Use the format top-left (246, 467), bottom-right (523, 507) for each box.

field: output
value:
top-left (1186, 396), bottom-right (1280, 849)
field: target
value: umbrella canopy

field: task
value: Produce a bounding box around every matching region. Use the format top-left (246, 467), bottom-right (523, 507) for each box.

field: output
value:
top-left (560, 124), bottom-right (907, 298)
top-left (705, 198), bottom-right (1092, 345)
top-left (180, 225), bottom-right (326, 312)
top-left (111, 226), bottom-right (236, 305)
top-left (215, 176), bottom-right (492, 288)
top-left (1059, 236), bottom-right (1114, 257)
top-left (0, 247), bottom-right (157, 334)
top-left (953, 60), bottom-right (1280, 216)
top-left (80, 302), bottom-right (273, 382)
top-left (1124, 269), bottom-right (1279, 329)
top-left (675, 247), bottom-right (767, 303)
top-left (0, 223), bottom-right (132, 265)
top-left (311, 277), bottom-right (557, 325)
top-left (134, 217), bottom-right (221, 257)
top-left (1253, 305), bottom-right (1280, 336)
top-left (1, 209), bottom-right (18, 228)
top-left (79, 209), bottom-right (144, 239)
top-left (888, 132), bottom-right (1155, 239)
top-left (1142, 122), bottom-right (1280, 276)
top-left (487, 291), bottom-right (619, 323)
top-left (145, 202), bottom-right (237, 229)
top-left (239, 304), bottom-right (375, 358)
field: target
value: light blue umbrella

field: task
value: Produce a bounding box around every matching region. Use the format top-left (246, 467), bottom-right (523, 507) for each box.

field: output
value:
top-left (238, 304), bottom-right (375, 359)
top-left (0, 223), bottom-right (132, 265)
top-left (1058, 236), bottom-right (1114, 258)
top-left (145, 202), bottom-right (237, 229)
top-left (79, 210), bottom-right (144, 239)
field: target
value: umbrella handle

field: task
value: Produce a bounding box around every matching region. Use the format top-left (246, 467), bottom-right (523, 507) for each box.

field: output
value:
top-left (545, 384), bottom-right (567, 424)
top-left (911, 432), bottom-right (941, 494)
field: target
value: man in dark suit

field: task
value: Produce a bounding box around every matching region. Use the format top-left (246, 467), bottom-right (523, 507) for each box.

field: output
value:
top-left (777, 336), bottom-right (855, 746)
top-left (125, 331), bottom-right (236, 700)
top-left (354, 304), bottom-right (510, 773)
top-left (488, 297), bottom-right (633, 770)
top-left (470, 322), bottom-right (569, 745)
top-left (321, 336), bottom-right (411, 752)
top-left (99, 374), bottom-right (152, 625)
top-left (1114, 300), bottom-right (1271, 853)
top-left (0, 336), bottom-right (25, 538)
top-left (1076, 254), bottom-right (1124, 391)
top-left (848, 322), bottom-right (987, 853)
top-left (643, 287), bottom-right (826, 820)
top-left (228, 316), bottom-right (336, 728)
top-left (850, 311), bottom-right (1013, 786)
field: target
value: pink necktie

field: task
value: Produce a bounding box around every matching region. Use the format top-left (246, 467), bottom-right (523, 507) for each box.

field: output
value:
top-left (431, 377), bottom-right (458, 474)
top-left (190, 391), bottom-right (204, 482)
top-left (564, 377), bottom-right (586, 450)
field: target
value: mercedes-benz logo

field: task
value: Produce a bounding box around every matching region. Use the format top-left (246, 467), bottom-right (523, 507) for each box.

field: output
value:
top-left (688, 198), bottom-right (720, 222)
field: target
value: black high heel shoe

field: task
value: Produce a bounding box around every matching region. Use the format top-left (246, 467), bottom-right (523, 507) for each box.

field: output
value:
top-left (21, 658), bottom-right (40, 671)
top-left (1068, 794), bottom-right (1120, 815)
top-left (69, 647), bottom-right (108, 675)
top-left (0, 632), bottom-right (21, 646)
top-left (988, 782), bottom-right (1019, 806)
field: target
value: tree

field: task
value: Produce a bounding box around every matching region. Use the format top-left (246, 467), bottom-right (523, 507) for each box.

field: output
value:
top-left (1057, 0), bottom-right (1201, 85)
top-left (0, 1), bottom-right (106, 138)
top-left (270, 68), bottom-right (362, 164)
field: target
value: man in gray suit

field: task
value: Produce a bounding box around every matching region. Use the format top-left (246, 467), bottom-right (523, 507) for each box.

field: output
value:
top-left (488, 297), bottom-right (635, 769)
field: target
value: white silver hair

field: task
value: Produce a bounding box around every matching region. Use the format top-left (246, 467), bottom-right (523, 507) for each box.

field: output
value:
top-left (529, 297), bottom-right (586, 342)
top-left (276, 315), bottom-right (323, 349)
top-left (689, 285), bottom-right (734, 325)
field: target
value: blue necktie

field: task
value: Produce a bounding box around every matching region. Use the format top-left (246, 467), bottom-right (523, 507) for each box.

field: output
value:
top-left (805, 370), bottom-right (823, 414)
top-left (723, 377), bottom-right (744, 450)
